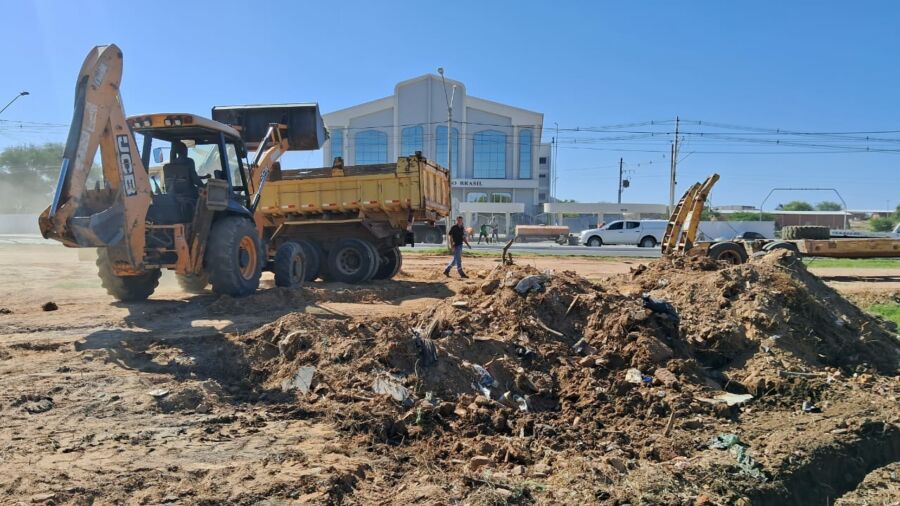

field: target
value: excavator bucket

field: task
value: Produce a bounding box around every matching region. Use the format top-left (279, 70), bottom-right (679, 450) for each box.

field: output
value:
top-left (211, 104), bottom-right (326, 151)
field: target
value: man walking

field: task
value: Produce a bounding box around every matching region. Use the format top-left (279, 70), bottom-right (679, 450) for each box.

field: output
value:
top-left (445, 216), bottom-right (471, 278)
top-left (478, 223), bottom-right (489, 244)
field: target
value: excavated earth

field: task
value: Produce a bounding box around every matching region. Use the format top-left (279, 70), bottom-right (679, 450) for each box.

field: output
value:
top-left (0, 249), bottom-right (898, 504)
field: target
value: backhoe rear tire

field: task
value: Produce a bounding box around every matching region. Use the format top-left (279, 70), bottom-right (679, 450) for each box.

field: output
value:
top-left (176, 272), bottom-right (209, 294)
top-left (373, 247), bottom-right (402, 280)
top-left (274, 241), bottom-right (306, 288)
top-left (96, 249), bottom-right (161, 302)
top-left (206, 216), bottom-right (262, 297)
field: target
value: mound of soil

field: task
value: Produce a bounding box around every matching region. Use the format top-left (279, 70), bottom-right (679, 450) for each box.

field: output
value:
top-left (228, 251), bottom-right (899, 503)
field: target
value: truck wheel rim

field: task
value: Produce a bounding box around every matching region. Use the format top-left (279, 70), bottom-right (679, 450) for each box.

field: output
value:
top-left (718, 250), bottom-right (742, 264)
top-left (337, 249), bottom-right (362, 275)
top-left (239, 236), bottom-right (257, 279)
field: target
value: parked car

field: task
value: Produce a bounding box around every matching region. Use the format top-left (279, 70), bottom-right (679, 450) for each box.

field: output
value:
top-left (580, 220), bottom-right (666, 247)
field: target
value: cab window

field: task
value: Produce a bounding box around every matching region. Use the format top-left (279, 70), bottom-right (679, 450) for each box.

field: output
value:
top-left (625, 221), bottom-right (640, 229)
top-left (606, 221), bottom-right (623, 230)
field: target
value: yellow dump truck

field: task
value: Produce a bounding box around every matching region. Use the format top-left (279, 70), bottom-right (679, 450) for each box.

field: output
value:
top-left (258, 154), bottom-right (450, 283)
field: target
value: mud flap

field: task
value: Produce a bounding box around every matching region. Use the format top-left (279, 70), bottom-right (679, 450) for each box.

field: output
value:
top-left (69, 201), bottom-right (126, 247)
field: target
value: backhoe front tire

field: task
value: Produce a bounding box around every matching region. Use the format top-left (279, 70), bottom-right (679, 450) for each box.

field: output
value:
top-left (274, 241), bottom-right (306, 288)
top-left (176, 272), bottom-right (209, 294)
top-left (206, 217), bottom-right (262, 297)
top-left (96, 249), bottom-right (161, 302)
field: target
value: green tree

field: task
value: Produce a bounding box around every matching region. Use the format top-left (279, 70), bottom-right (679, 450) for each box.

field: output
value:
top-left (778, 200), bottom-right (814, 211)
top-left (0, 143), bottom-right (64, 213)
top-left (869, 217), bottom-right (896, 232)
top-left (815, 201), bottom-right (843, 211)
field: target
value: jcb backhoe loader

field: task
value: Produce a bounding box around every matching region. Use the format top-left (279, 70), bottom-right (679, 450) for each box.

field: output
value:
top-left (39, 44), bottom-right (325, 301)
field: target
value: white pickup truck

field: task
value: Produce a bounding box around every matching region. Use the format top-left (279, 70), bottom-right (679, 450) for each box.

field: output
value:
top-left (580, 220), bottom-right (667, 247)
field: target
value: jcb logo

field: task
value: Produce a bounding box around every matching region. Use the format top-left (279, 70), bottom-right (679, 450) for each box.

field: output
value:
top-left (116, 135), bottom-right (137, 196)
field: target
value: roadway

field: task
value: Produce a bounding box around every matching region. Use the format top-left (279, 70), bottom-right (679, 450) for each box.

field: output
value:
top-left (405, 241), bottom-right (663, 258)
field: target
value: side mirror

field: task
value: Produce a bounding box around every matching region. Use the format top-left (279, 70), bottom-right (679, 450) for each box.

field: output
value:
top-left (152, 147), bottom-right (164, 164)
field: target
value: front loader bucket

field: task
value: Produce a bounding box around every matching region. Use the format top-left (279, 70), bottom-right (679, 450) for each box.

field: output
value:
top-left (211, 103), bottom-right (326, 150)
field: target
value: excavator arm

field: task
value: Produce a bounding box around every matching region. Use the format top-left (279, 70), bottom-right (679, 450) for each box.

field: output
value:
top-left (38, 44), bottom-right (151, 271)
top-left (660, 173), bottom-right (719, 255)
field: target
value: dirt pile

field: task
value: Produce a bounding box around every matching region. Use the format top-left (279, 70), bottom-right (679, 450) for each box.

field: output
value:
top-left (229, 252), bottom-right (899, 503)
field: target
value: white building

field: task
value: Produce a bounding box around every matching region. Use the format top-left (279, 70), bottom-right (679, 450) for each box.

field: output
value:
top-left (321, 74), bottom-right (551, 231)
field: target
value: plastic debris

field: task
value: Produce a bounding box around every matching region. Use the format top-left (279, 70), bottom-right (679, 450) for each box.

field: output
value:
top-left (708, 433), bottom-right (766, 480)
top-left (372, 374), bottom-right (410, 402)
top-left (451, 300), bottom-right (469, 308)
top-left (148, 389), bottom-right (169, 398)
top-left (469, 363), bottom-right (498, 398)
top-left (641, 293), bottom-right (679, 324)
top-left (801, 400), bottom-right (820, 413)
top-left (514, 275), bottom-right (545, 295)
top-left (413, 332), bottom-right (438, 367)
top-left (281, 366), bottom-right (315, 394)
top-left (697, 392), bottom-right (754, 407)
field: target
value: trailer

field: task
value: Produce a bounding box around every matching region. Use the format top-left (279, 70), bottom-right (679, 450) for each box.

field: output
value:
top-left (257, 154), bottom-right (450, 284)
top-left (693, 237), bottom-right (900, 264)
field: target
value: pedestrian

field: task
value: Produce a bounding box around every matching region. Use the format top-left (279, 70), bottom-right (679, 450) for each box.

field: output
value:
top-left (478, 223), bottom-right (489, 244)
top-left (445, 216), bottom-right (471, 278)
top-left (490, 221), bottom-right (499, 242)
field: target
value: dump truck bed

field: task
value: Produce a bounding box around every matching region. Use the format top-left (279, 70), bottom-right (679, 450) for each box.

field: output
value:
top-left (258, 155), bottom-right (450, 228)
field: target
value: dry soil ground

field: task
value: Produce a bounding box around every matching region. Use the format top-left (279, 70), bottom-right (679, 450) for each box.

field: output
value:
top-left (0, 244), bottom-right (897, 505)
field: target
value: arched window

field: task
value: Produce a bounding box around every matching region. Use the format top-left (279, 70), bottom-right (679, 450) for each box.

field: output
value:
top-left (518, 128), bottom-right (532, 179)
top-left (401, 125), bottom-right (424, 156)
top-left (473, 130), bottom-right (506, 179)
top-left (435, 125), bottom-right (459, 176)
top-left (354, 130), bottom-right (388, 165)
top-left (330, 128), bottom-right (343, 162)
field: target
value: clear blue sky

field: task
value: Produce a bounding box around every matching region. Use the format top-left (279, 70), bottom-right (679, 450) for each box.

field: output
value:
top-left (2, 0), bottom-right (898, 210)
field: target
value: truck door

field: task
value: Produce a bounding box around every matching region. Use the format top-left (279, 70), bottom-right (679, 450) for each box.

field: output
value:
top-left (604, 221), bottom-right (624, 244)
top-left (624, 221), bottom-right (642, 244)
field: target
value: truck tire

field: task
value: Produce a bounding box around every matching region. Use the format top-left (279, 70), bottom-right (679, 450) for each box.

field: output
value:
top-left (176, 272), bottom-right (209, 294)
top-left (587, 236), bottom-right (602, 247)
top-left (639, 236), bottom-right (657, 248)
top-left (327, 238), bottom-right (376, 284)
top-left (291, 239), bottom-right (322, 282)
top-left (708, 241), bottom-right (748, 265)
top-left (96, 249), bottom-right (161, 301)
top-left (206, 216), bottom-right (262, 296)
top-left (274, 241), bottom-right (307, 288)
top-left (373, 247), bottom-right (402, 280)
top-left (781, 225), bottom-right (830, 240)
top-left (359, 240), bottom-right (380, 282)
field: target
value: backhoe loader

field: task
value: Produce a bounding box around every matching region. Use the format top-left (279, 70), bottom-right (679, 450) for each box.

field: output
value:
top-left (39, 44), bottom-right (325, 300)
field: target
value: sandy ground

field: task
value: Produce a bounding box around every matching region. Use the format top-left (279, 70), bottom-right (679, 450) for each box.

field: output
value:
top-left (0, 244), bottom-right (897, 503)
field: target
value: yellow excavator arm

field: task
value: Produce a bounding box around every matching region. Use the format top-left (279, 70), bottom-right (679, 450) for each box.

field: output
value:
top-left (38, 44), bottom-right (151, 271)
top-left (660, 173), bottom-right (719, 255)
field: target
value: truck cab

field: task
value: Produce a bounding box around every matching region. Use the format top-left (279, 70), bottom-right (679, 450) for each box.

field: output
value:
top-left (580, 219), bottom-right (666, 247)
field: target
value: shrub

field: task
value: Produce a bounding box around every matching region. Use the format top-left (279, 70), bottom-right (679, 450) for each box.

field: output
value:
top-left (869, 217), bottom-right (896, 232)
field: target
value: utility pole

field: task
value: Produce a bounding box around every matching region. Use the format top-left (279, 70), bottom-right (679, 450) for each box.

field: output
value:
top-left (668, 116), bottom-right (680, 212)
top-left (617, 157), bottom-right (624, 204)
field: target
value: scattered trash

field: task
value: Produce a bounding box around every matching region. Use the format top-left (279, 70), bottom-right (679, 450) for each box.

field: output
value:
top-left (641, 293), bottom-right (679, 323)
top-left (281, 366), bottom-right (316, 394)
top-left (625, 368), bottom-right (644, 384)
top-left (372, 374), bottom-right (410, 403)
top-left (413, 333), bottom-right (438, 367)
top-left (708, 433), bottom-right (766, 480)
top-left (801, 400), bottom-right (820, 413)
top-left (514, 275), bottom-right (545, 295)
top-left (469, 363), bottom-right (498, 398)
top-left (41, 302), bottom-right (58, 312)
top-left (697, 392), bottom-right (754, 407)
top-left (148, 389), bottom-right (170, 398)
top-left (451, 300), bottom-right (469, 308)
top-left (0, 308), bottom-right (11, 315)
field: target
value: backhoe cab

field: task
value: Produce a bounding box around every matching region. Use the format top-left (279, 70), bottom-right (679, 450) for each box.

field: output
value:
top-left (39, 44), bottom-right (325, 301)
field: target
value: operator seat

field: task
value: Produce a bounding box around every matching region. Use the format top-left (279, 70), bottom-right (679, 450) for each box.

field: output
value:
top-left (163, 141), bottom-right (201, 200)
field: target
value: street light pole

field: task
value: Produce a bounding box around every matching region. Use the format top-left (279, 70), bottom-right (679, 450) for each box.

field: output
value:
top-left (0, 91), bottom-right (30, 117)
top-left (438, 68), bottom-right (457, 235)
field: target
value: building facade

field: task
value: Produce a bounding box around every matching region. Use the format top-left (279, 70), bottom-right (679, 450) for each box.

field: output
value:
top-left (321, 74), bottom-right (551, 228)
